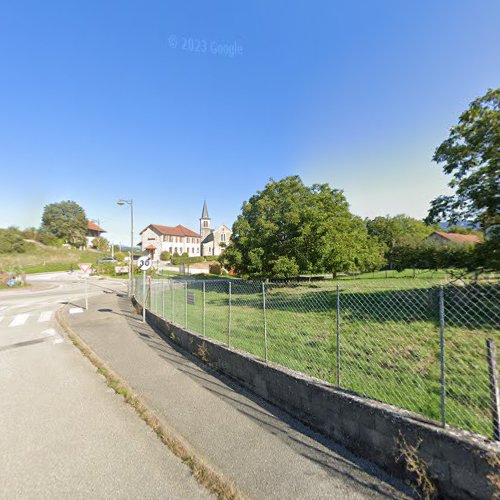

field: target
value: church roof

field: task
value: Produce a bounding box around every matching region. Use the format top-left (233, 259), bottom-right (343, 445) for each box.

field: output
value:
top-left (201, 232), bottom-right (214, 244)
top-left (140, 224), bottom-right (201, 238)
top-left (201, 201), bottom-right (209, 219)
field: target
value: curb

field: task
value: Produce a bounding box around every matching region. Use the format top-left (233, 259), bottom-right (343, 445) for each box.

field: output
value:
top-left (55, 306), bottom-right (246, 500)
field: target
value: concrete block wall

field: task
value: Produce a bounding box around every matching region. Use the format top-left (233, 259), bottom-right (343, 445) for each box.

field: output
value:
top-left (136, 300), bottom-right (500, 499)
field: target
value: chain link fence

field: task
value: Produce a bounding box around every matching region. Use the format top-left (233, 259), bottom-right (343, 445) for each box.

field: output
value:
top-left (135, 274), bottom-right (500, 440)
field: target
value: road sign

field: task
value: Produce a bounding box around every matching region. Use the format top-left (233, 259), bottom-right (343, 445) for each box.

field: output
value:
top-left (79, 263), bottom-right (92, 273)
top-left (78, 263), bottom-right (92, 310)
top-left (137, 256), bottom-right (152, 271)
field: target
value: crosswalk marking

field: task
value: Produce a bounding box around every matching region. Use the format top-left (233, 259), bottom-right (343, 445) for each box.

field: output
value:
top-left (0, 316), bottom-right (4, 324)
top-left (69, 307), bottom-right (84, 314)
top-left (42, 328), bottom-right (64, 344)
top-left (9, 314), bottom-right (29, 327)
top-left (38, 311), bottom-right (53, 323)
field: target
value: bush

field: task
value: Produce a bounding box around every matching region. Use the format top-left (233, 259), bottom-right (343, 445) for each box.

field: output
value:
top-left (392, 241), bottom-right (477, 271)
top-left (209, 262), bottom-right (221, 275)
top-left (160, 251), bottom-right (171, 261)
top-left (171, 255), bottom-right (204, 265)
top-left (38, 230), bottom-right (64, 247)
top-left (0, 228), bottom-right (26, 254)
top-left (114, 251), bottom-right (126, 262)
top-left (91, 237), bottom-right (109, 252)
top-left (95, 261), bottom-right (117, 276)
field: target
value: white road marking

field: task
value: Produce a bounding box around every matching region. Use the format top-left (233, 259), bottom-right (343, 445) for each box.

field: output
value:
top-left (0, 316), bottom-right (4, 324)
top-left (38, 311), bottom-right (54, 323)
top-left (42, 328), bottom-right (64, 344)
top-left (9, 314), bottom-right (29, 327)
top-left (69, 307), bottom-right (84, 314)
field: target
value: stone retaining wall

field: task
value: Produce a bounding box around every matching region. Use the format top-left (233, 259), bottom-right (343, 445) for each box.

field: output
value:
top-left (134, 298), bottom-right (500, 499)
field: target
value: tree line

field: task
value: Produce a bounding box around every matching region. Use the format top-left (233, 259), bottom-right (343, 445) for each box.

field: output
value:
top-left (0, 201), bottom-right (109, 253)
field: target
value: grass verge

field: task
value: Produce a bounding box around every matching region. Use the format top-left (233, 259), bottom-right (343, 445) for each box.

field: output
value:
top-left (55, 308), bottom-right (244, 500)
top-left (0, 245), bottom-right (106, 274)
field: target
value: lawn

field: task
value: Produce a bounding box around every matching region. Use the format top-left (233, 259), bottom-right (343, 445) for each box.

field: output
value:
top-left (146, 275), bottom-right (499, 439)
top-left (0, 244), bottom-right (106, 274)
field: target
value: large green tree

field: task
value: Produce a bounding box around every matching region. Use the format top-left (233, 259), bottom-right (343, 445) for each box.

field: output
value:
top-left (426, 88), bottom-right (499, 229)
top-left (41, 201), bottom-right (88, 247)
top-left (223, 176), bottom-right (385, 278)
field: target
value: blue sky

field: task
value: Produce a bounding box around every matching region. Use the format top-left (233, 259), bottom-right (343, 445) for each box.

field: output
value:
top-left (1, 1), bottom-right (499, 245)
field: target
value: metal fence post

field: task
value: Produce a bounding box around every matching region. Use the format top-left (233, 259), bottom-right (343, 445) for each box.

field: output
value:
top-left (262, 282), bottom-right (268, 363)
top-left (486, 339), bottom-right (500, 441)
top-left (439, 286), bottom-right (446, 427)
top-left (336, 284), bottom-right (341, 387)
top-left (228, 281), bottom-right (232, 347)
top-left (161, 279), bottom-right (165, 318)
top-left (185, 281), bottom-right (188, 328)
top-left (171, 280), bottom-right (175, 324)
top-left (202, 280), bottom-right (206, 337)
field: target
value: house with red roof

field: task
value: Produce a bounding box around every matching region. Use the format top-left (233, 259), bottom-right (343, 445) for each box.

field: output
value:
top-left (424, 231), bottom-right (482, 245)
top-left (140, 223), bottom-right (202, 261)
top-left (86, 220), bottom-right (107, 248)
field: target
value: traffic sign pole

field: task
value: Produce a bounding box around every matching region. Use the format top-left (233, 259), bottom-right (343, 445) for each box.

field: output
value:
top-left (85, 274), bottom-right (88, 310)
top-left (142, 270), bottom-right (146, 323)
top-left (136, 256), bottom-right (152, 323)
top-left (78, 263), bottom-right (92, 310)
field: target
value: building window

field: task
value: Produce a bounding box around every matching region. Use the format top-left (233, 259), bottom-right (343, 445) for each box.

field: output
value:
top-left (220, 233), bottom-right (226, 242)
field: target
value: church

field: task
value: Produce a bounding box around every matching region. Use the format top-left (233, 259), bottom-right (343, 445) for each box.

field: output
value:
top-left (200, 201), bottom-right (232, 257)
top-left (139, 201), bottom-right (232, 261)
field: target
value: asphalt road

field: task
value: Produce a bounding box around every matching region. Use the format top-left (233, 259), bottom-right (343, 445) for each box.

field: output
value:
top-left (0, 272), bottom-right (210, 499)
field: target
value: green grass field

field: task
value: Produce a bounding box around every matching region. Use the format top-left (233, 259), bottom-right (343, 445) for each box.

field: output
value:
top-left (0, 244), bottom-right (106, 274)
top-left (146, 275), bottom-right (499, 439)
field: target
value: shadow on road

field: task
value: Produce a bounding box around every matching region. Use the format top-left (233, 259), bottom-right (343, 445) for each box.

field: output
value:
top-left (113, 293), bottom-right (415, 499)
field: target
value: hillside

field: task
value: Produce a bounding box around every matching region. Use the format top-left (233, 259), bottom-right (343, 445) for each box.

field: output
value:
top-left (0, 242), bottom-right (106, 274)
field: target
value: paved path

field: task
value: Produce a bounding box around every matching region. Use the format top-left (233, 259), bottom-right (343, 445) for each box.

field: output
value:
top-left (0, 274), bottom-right (210, 499)
top-left (63, 291), bottom-right (415, 499)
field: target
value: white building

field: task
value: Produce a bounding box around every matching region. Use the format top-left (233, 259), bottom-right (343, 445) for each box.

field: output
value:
top-left (140, 224), bottom-right (201, 261)
top-left (200, 201), bottom-right (232, 257)
top-left (86, 220), bottom-right (106, 248)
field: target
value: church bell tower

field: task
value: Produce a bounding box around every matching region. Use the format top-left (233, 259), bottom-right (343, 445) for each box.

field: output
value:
top-left (200, 201), bottom-right (211, 240)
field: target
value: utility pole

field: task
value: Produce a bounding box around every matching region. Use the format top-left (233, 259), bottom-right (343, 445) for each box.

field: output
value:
top-left (117, 199), bottom-right (134, 297)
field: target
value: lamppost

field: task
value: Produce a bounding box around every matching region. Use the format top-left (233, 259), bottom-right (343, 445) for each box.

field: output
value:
top-left (117, 199), bottom-right (134, 297)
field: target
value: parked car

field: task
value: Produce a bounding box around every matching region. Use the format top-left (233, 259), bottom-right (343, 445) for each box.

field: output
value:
top-left (96, 257), bottom-right (117, 264)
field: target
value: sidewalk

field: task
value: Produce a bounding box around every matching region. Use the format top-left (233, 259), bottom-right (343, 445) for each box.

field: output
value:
top-left (61, 292), bottom-right (414, 499)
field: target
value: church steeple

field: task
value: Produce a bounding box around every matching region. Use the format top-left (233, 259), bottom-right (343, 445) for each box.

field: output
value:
top-left (201, 200), bottom-right (209, 219)
top-left (200, 200), bottom-right (211, 240)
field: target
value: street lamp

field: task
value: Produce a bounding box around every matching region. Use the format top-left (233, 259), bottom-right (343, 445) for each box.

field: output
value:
top-left (117, 199), bottom-right (134, 297)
